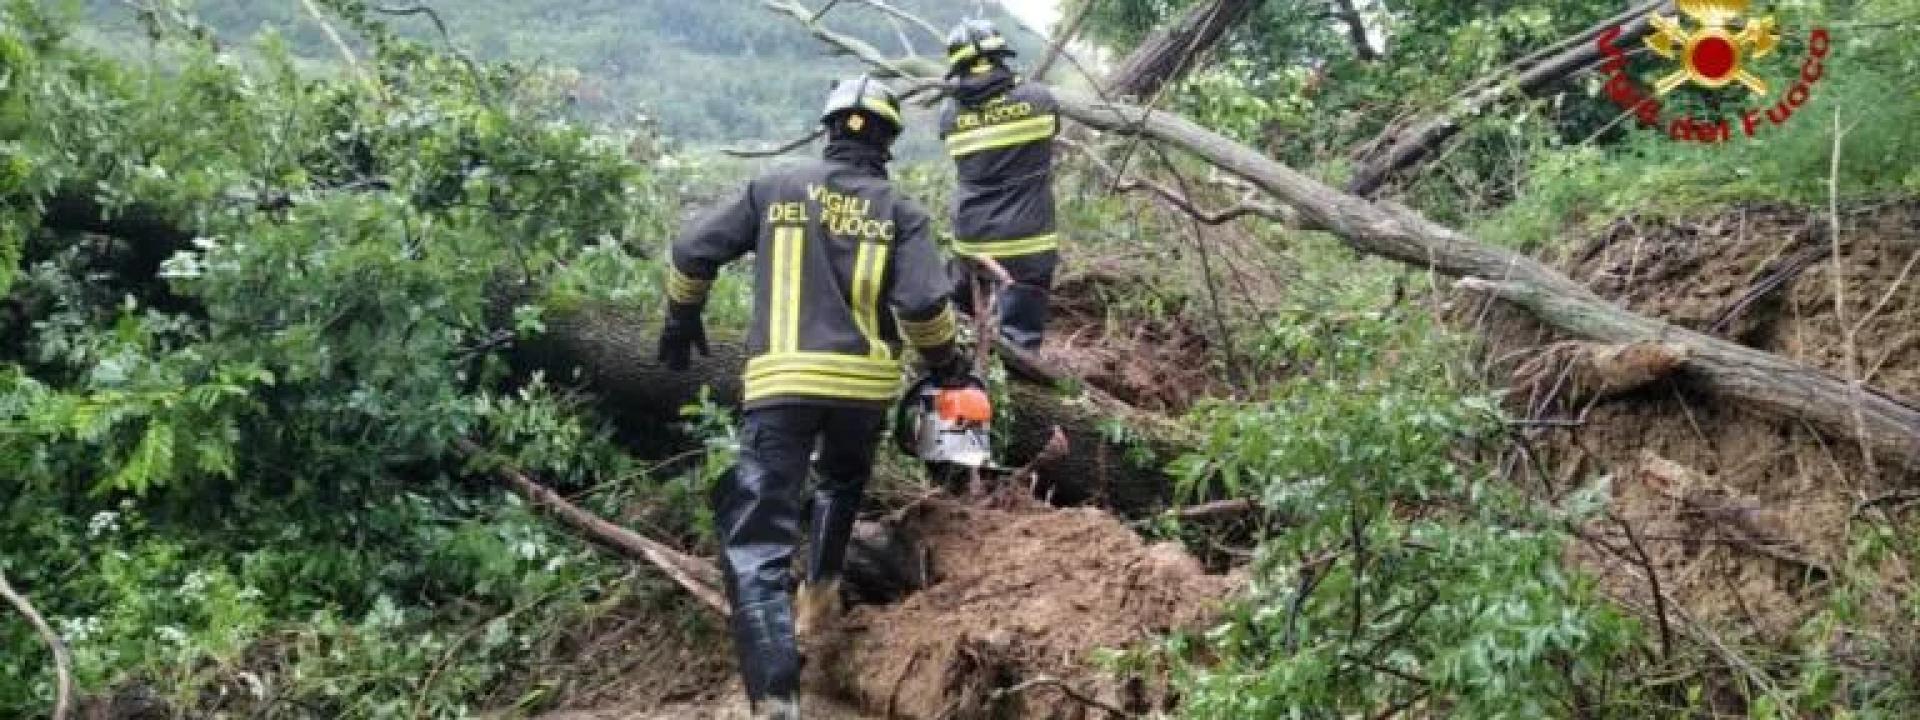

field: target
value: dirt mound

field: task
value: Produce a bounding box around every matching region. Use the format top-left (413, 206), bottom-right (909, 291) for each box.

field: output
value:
top-left (533, 496), bottom-right (1241, 720)
top-left (807, 496), bottom-right (1241, 719)
top-left (1476, 200), bottom-right (1920, 644)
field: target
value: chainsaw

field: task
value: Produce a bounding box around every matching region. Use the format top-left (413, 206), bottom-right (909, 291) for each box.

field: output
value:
top-left (892, 371), bottom-right (1000, 493)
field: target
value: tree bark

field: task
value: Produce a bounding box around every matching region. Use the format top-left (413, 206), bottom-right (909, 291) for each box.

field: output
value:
top-left (1344, 0), bottom-right (1671, 197)
top-left (765, 9), bottom-right (1920, 473)
top-left (0, 571), bottom-right (72, 720)
top-left (1332, 0), bottom-right (1379, 62)
top-left (508, 300), bottom-right (1188, 514)
top-left (469, 437), bottom-right (928, 614)
top-left (1104, 0), bottom-right (1266, 99)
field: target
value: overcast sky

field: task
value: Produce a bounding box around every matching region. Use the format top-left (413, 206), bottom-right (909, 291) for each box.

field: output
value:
top-left (1000, 0), bottom-right (1062, 32)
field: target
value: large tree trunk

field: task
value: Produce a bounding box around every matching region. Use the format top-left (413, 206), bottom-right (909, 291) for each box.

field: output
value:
top-left (509, 300), bottom-right (1187, 515)
top-left (1104, 0), bottom-right (1266, 99)
top-left (1344, 0), bottom-right (1671, 197)
top-left (764, 7), bottom-right (1920, 473)
top-left (1056, 92), bottom-right (1920, 472)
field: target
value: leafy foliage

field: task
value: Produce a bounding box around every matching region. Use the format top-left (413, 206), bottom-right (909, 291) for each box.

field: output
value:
top-left (0, 1), bottom-right (707, 715)
top-left (1145, 253), bottom-right (1642, 716)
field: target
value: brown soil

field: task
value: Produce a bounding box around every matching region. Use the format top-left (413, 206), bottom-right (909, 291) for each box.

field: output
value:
top-left (1475, 200), bottom-right (1920, 645)
top-left (499, 590), bottom-right (736, 717)
top-left (807, 495), bottom-right (1241, 719)
top-left (533, 495), bottom-right (1241, 720)
top-left (1040, 268), bottom-right (1232, 414)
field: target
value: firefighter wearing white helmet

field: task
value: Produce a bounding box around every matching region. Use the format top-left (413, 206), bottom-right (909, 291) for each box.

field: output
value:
top-left (657, 73), bottom-right (964, 720)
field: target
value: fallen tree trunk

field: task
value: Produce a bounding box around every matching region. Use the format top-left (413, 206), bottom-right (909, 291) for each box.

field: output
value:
top-left (509, 300), bottom-right (1188, 514)
top-left (767, 7), bottom-right (1920, 473)
top-left (1104, 0), bottom-right (1266, 99)
top-left (1066, 96), bottom-right (1920, 471)
top-left (1345, 0), bottom-right (1670, 197)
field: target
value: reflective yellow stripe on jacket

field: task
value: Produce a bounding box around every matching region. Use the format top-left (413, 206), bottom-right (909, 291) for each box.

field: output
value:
top-left (769, 227), bottom-right (804, 353)
top-left (665, 266), bottom-right (711, 305)
top-left (851, 241), bottom-right (891, 360)
top-left (743, 352), bottom-right (901, 404)
top-left (952, 232), bottom-right (1058, 259)
top-left (897, 304), bottom-right (957, 348)
top-left (945, 114), bottom-right (1057, 159)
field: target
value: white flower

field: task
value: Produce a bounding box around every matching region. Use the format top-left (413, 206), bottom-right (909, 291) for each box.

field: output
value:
top-left (87, 511), bottom-right (121, 538)
top-left (157, 625), bottom-right (189, 647)
top-left (180, 570), bottom-right (211, 596)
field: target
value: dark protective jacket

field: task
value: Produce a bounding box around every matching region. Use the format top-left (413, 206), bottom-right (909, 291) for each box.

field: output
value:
top-left (667, 143), bottom-right (958, 410)
top-left (938, 68), bottom-right (1061, 259)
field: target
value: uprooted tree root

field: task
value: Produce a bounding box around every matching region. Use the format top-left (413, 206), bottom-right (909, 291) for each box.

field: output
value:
top-left (1473, 201), bottom-right (1920, 678)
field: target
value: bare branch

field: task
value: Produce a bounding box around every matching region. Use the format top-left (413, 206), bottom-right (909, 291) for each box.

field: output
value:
top-left (989, 674), bottom-right (1138, 718)
top-left (1063, 136), bottom-right (1298, 226)
top-left (1606, 511), bottom-right (1673, 659)
top-left (810, 0), bottom-right (845, 23)
top-left (763, 0), bottom-right (940, 79)
top-left (456, 438), bottom-right (731, 615)
top-left (0, 572), bottom-right (72, 720)
top-left (295, 0), bottom-right (366, 84)
top-left (1032, 0), bottom-right (1095, 82)
top-left (851, 0), bottom-right (942, 44)
top-left (724, 128), bottom-right (826, 158)
top-left (1166, 497), bottom-right (1263, 521)
top-left (368, 4), bottom-right (493, 96)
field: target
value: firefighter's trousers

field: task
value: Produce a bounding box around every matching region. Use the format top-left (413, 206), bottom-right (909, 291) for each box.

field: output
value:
top-left (953, 249), bottom-right (1058, 353)
top-left (711, 403), bottom-right (886, 705)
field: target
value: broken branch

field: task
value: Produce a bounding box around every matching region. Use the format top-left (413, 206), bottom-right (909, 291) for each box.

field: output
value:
top-left (989, 674), bottom-right (1138, 719)
top-left (1345, 1), bottom-right (1672, 196)
top-left (0, 571), bottom-right (72, 720)
top-left (724, 127), bottom-right (826, 158)
top-left (455, 438), bottom-right (731, 615)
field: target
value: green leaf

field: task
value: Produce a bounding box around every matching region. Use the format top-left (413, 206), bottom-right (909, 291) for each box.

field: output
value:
top-left (101, 418), bottom-right (176, 497)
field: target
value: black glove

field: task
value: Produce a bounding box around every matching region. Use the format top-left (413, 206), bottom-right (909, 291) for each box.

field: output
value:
top-left (920, 343), bottom-right (970, 387)
top-left (656, 301), bottom-right (709, 371)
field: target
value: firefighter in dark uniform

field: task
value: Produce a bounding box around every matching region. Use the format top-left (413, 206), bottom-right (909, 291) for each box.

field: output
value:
top-left (940, 19), bottom-right (1062, 357)
top-left (655, 75), bottom-right (963, 720)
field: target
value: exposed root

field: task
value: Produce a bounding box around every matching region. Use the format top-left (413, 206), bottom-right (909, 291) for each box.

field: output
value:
top-left (1511, 340), bottom-right (1690, 411)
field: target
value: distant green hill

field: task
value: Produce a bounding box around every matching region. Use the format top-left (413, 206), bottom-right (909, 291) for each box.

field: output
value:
top-left (78, 0), bottom-right (1041, 152)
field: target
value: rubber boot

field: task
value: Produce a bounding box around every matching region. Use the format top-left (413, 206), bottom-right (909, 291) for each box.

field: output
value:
top-left (730, 598), bottom-right (802, 714)
top-left (711, 408), bottom-right (815, 715)
top-left (753, 694), bottom-right (801, 720)
top-left (997, 282), bottom-right (1051, 352)
top-left (797, 488), bottom-right (859, 636)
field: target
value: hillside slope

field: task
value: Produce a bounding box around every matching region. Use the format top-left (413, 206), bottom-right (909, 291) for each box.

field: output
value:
top-left (78, 0), bottom-right (1040, 147)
